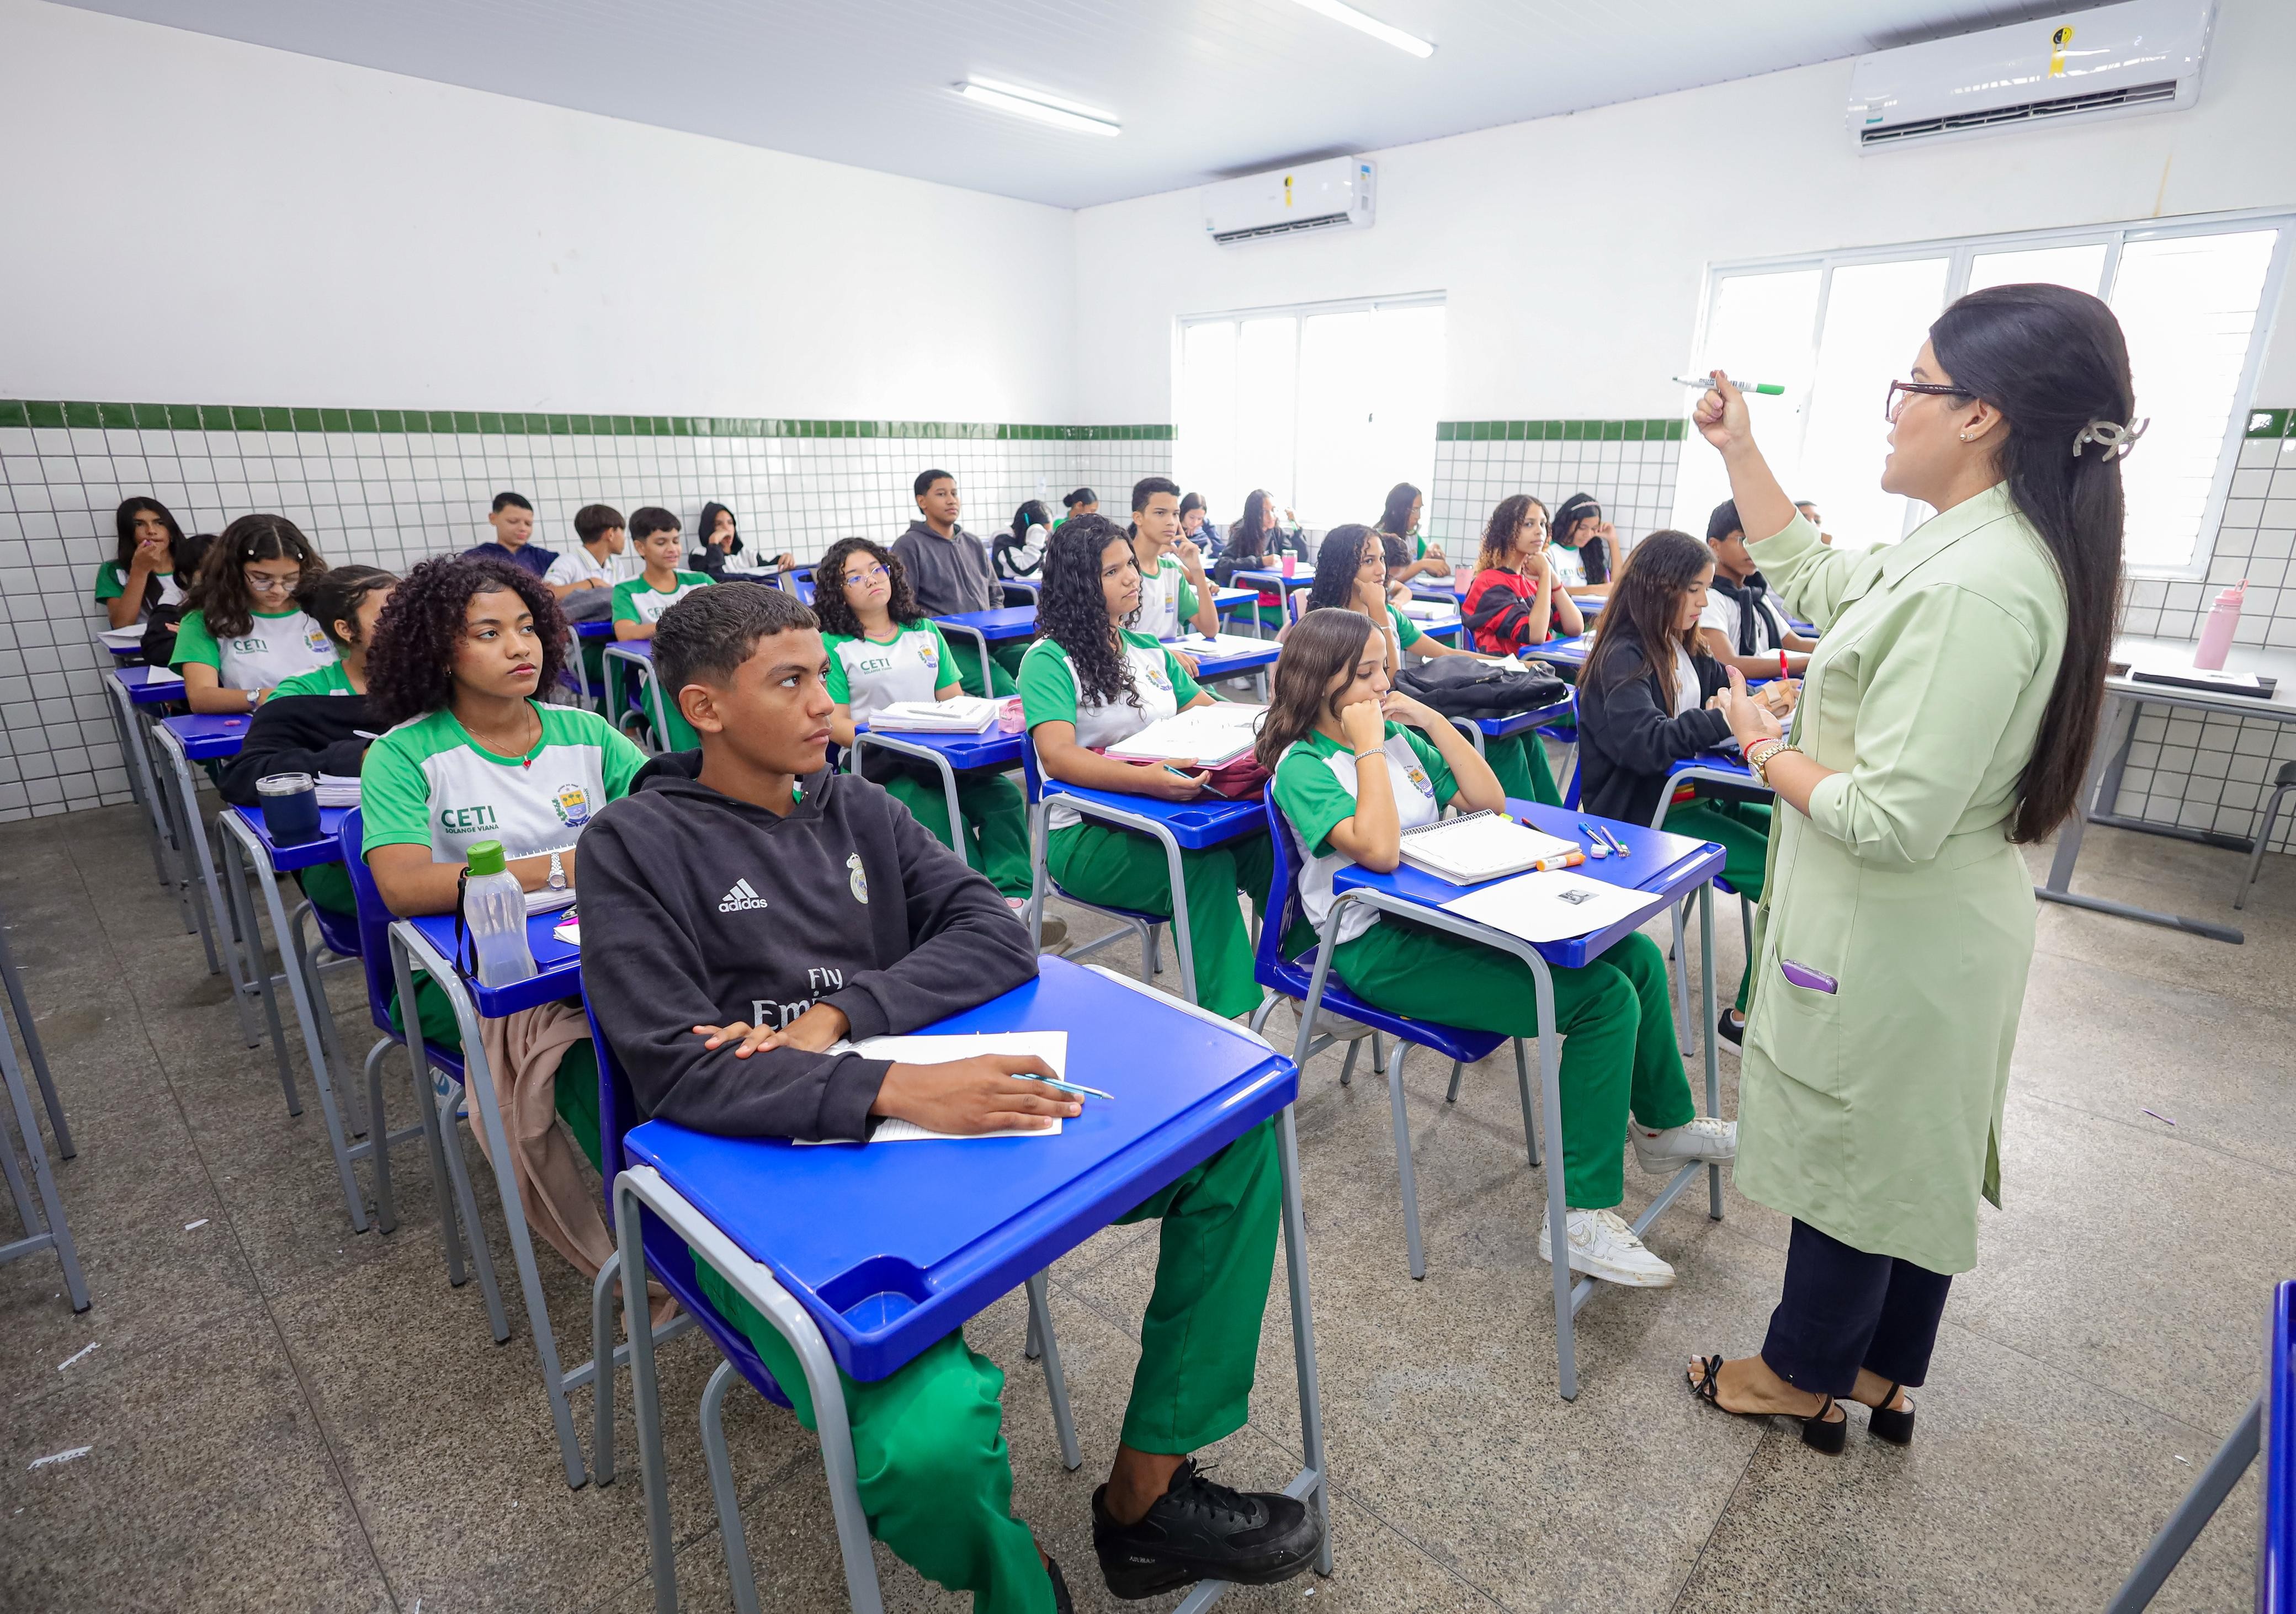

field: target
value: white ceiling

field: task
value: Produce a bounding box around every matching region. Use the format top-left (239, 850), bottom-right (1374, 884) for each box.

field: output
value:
top-left (61, 0), bottom-right (2076, 209)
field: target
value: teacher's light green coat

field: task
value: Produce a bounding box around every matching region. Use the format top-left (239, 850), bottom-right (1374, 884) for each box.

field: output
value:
top-left (1737, 483), bottom-right (2066, 1275)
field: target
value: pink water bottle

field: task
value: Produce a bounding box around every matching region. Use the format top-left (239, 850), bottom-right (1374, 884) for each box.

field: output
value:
top-left (2194, 580), bottom-right (2246, 670)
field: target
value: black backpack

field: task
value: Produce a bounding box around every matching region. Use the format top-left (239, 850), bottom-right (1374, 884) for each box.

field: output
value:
top-left (1395, 656), bottom-right (1567, 717)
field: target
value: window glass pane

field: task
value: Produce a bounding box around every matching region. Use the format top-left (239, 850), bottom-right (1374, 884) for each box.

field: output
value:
top-left (2109, 230), bottom-right (2279, 570)
top-left (1234, 317), bottom-right (1300, 516)
top-left (1966, 242), bottom-right (2108, 296)
top-left (1294, 305), bottom-right (1445, 532)
top-left (1800, 257), bottom-right (1950, 546)
top-left (1176, 321), bottom-right (1238, 524)
top-left (1670, 268), bottom-right (1820, 540)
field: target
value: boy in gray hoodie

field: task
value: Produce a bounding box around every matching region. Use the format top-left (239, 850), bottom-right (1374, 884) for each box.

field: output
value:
top-left (580, 582), bottom-right (1319, 1612)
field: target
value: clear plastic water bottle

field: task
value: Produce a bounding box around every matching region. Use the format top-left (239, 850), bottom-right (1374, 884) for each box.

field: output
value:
top-left (463, 840), bottom-right (536, 988)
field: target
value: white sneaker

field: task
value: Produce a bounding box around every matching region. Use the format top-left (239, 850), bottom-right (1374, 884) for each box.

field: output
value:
top-left (1631, 1116), bottom-right (1737, 1174)
top-left (1007, 899), bottom-right (1069, 952)
top-left (1537, 1207), bottom-right (1677, 1287)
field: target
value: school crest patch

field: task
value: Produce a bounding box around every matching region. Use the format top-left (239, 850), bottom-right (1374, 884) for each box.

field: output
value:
top-left (1404, 760), bottom-right (1435, 798)
top-left (552, 782), bottom-right (593, 828)
top-left (1146, 665), bottom-right (1172, 693)
top-left (304, 622), bottom-right (332, 654)
top-left (846, 853), bottom-right (868, 904)
top-left (917, 640), bottom-right (939, 669)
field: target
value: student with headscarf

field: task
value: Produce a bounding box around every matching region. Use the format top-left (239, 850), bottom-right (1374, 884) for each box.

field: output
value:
top-left (690, 501), bottom-right (797, 579)
top-left (995, 499), bottom-right (1052, 584)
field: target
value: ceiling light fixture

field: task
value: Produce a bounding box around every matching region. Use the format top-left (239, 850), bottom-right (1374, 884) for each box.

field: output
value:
top-left (955, 77), bottom-right (1120, 137)
top-left (1287, 0), bottom-right (1435, 58)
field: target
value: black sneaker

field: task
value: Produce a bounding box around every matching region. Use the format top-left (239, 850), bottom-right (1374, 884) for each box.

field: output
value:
top-left (1045, 1553), bottom-right (1073, 1613)
top-left (1091, 1459), bottom-right (1321, 1600)
top-left (1715, 1010), bottom-right (1745, 1048)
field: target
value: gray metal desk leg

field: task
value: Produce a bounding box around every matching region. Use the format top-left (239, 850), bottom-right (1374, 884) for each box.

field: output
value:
top-left (2035, 693), bottom-right (2245, 944)
top-left (942, 622), bottom-right (995, 699)
top-left (148, 727), bottom-right (223, 971)
top-left (1535, 966), bottom-right (1575, 1399)
top-left (0, 918), bottom-right (72, 1158)
top-left (387, 936), bottom-right (507, 1335)
top-left (2104, 1393), bottom-right (2261, 1614)
top-left (218, 824), bottom-right (303, 1115)
top-left (1699, 883), bottom-right (1723, 1220)
top-left (398, 924), bottom-right (588, 1488)
top-left (0, 995), bottom-right (89, 1311)
top-left (161, 730), bottom-right (259, 1025)
top-left (852, 734), bottom-right (966, 863)
top-left (104, 679), bottom-right (173, 893)
top-left (223, 816), bottom-right (366, 1229)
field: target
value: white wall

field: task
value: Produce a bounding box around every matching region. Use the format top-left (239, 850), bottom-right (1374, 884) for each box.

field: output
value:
top-left (1069, 0), bottom-right (2296, 425)
top-left (0, 0), bottom-right (1076, 423)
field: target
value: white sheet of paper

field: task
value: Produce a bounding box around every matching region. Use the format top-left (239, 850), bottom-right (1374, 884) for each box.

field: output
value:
top-left (1441, 869), bottom-right (1667, 944)
top-left (800, 1032), bottom-right (1069, 1143)
top-left (1170, 633), bottom-right (1274, 657)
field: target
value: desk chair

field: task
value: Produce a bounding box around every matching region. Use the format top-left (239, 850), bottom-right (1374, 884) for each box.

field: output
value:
top-left (0, 911), bottom-right (72, 1160)
top-left (338, 812), bottom-right (514, 1342)
top-left (581, 999), bottom-right (1080, 1613)
top-left (560, 622), bottom-right (597, 709)
top-left (0, 929), bottom-right (87, 1312)
top-left (1022, 737), bottom-right (1179, 992)
top-left (2235, 759), bottom-right (2296, 910)
top-left (1651, 760), bottom-right (1769, 1056)
top-left (1245, 796), bottom-right (1536, 1279)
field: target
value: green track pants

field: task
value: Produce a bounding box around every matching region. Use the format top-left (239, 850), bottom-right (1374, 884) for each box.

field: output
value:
top-left (1482, 732), bottom-right (1560, 807)
top-left (695, 1120), bottom-right (1282, 1614)
top-left (1330, 921), bottom-right (1693, 1210)
top-left (884, 769), bottom-right (1033, 901)
top-left (1660, 798), bottom-right (1772, 1013)
top-left (947, 638), bottom-right (1023, 699)
top-left (1046, 821), bottom-right (1273, 1020)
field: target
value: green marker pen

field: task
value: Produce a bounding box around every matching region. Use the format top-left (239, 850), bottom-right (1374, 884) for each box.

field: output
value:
top-left (1673, 374), bottom-right (1787, 395)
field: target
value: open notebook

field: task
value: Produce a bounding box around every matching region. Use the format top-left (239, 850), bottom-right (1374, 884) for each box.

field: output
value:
top-left (1399, 810), bottom-right (1578, 885)
top-left (797, 1032), bottom-right (1070, 1143)
top-left (1103, 704), bottom-right (1265, 768)
top-left (870, 697), bottom-right (1001, 733)
top-left (1168, 632), bottom-right (1274, 658)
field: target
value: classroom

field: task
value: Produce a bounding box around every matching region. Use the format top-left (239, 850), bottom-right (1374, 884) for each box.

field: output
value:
top-left (1, 1), bottom-right (2292, 1610)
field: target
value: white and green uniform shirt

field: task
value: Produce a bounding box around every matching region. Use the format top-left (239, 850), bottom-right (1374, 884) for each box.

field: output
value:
top-left (824, 622), bottom-right (956, 725)
top-left (171, 607), bottom-right (337, 692)
top-left (1272, 723), bottom-right (1457, 947)
top-left (1132, 551), bottom-right (1202, 641)
top-left (1550, 546), bottom-right (1590, 590)
top-left (93, 559), bottom-right (185, 618)
top-left (361, 702), bottom-right (647, 866)
top-left (1018, 630), bottom-right (1203, 833)
top-left (272, 660), bottom-right (357, 699)
top-left (611, 569), bottom-right (710, 626)
top-left (543, 545), bottom-right (615, 590)
top-left (1385, 601), bottom-right (1426, 654)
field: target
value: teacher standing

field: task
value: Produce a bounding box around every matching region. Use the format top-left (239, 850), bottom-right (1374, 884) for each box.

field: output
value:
top-left (1683, 285), bottom-right (2137, 1451)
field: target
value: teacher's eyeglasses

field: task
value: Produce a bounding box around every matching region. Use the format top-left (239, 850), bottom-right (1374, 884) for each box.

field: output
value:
top-left (1885, 380), bottom-right (1965, 422)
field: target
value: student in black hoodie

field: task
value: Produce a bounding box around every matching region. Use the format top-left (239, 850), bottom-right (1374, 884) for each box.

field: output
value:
top-left (579, 583), bottom-right (1319, 1614)
top-left (1575, 530), bottom-right (1793, 1042)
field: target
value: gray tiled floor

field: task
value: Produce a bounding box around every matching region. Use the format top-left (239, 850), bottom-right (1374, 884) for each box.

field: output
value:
top-left (1, 794), bottom-right (2283, 1612)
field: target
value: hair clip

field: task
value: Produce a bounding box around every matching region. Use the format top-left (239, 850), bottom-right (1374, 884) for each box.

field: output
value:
top-left (2071, 417), bottom-right (2149, 460)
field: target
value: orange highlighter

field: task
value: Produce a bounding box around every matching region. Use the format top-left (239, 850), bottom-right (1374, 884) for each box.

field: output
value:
top-left (1528, 851), bottom-right (1585, 872)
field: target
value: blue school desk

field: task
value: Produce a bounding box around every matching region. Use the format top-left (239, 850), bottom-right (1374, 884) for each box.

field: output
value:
top-left (2107, 1277), bottom-right (2295, 1612)
top-left (933, 605), bottom-right (1040, 695)
top-left (612, 954), bottom-right (1331, 1613)
top-left (1445, 693), bottom-right (1579, 792)
top-left (1534, 632), bottom-right (1592, 670)
top-left (1168, 632), bottom-right (1279, 698)
top-left (151, 714), bottom-right (259, 1035)
top-left (214, 803), bottom-right (405, 1235)
top-left (1316, 799), bottom-right (1725, 1399)
top-left (388, 906), bottom-right (598, 1486)
top-left (1211, 584), bottom-right (1259, 633)
top-left (845, 722), bottom-right (1025, 865)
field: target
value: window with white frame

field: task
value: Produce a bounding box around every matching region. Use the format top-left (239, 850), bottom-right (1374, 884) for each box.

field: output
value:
top-left (1176, 296), bottom-right (1445, 536)
top-left (1669, 214), bottom-right (2293, 574)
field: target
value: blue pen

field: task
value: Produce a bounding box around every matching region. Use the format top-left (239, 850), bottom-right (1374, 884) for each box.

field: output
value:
top-left (1038, 1075), bottom-right (1114, 1102)
top-left (1576, 820), bottom-right (1613, 860)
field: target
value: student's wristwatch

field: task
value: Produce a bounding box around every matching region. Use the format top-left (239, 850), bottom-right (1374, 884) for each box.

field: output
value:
top-left (546, 850), bottom-right (567, 892)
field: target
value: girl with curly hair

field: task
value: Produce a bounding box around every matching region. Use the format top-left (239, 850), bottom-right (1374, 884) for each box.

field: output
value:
top-left (360, 555), bottom-right (647, 1228)
top-left (1463, 494), bottom-right (1582, 657)
top-left (1303, 524), bottom-right (1562, 806)
top-left (171, 514), bottom-right (334, 713)
top-left (1017, 516), bottom-right (1273, 1017)
top-left (816, 536), bottom-right (1040, 914)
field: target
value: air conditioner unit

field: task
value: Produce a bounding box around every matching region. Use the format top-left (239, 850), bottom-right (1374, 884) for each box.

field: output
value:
top-left (1203, 157), bottom-right (1375, 245)
top-left (1847, 0), bottom-right (2213, 151)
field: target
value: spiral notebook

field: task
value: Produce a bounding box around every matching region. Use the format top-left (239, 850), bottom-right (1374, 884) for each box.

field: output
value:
top-left (1397, 810), bottom-right (1578, 885)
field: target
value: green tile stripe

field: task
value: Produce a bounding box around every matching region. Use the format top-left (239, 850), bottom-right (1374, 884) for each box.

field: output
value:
top-left (1436, 419), bottom-right (1687, 443)
top-left (0, 400), bottom-right (1173, 441)
top-left (2242, 407), bottom-right (2296, 439)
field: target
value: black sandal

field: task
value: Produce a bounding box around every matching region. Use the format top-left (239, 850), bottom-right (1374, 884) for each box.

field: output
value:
top-left (1687, 1354), bottom-right (1847, 1454)
top-left (1866, 1382), bottom-right (1916, 1446)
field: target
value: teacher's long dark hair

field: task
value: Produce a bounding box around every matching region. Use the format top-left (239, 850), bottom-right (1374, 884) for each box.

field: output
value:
top-left (1034, 514), bottom-right (1141, 713)
top-left (1929, 284), bottom-right (2130, 843)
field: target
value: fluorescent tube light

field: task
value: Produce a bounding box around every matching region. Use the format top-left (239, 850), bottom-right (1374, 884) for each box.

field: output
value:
top-left (1288, 0), bottom-right (1435, 58)
top-left (955, 77), bottom-right (1120, 136)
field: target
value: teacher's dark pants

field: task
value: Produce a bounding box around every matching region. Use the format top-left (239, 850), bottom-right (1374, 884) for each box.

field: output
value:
top-left (1761, 1218), bottom-right (1952, 1397)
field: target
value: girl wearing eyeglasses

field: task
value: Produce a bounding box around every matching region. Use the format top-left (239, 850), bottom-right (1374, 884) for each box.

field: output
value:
top-left (1682, 285), bottom-right (2134, 1455)
top-left (171, 513), bottom-right (333, 713)
top-left (816, 537), bottom-right (1045, 931)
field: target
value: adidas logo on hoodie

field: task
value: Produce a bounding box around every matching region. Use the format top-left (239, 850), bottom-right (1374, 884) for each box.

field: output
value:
top-left (718, 878), bottom-right (769, 913)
